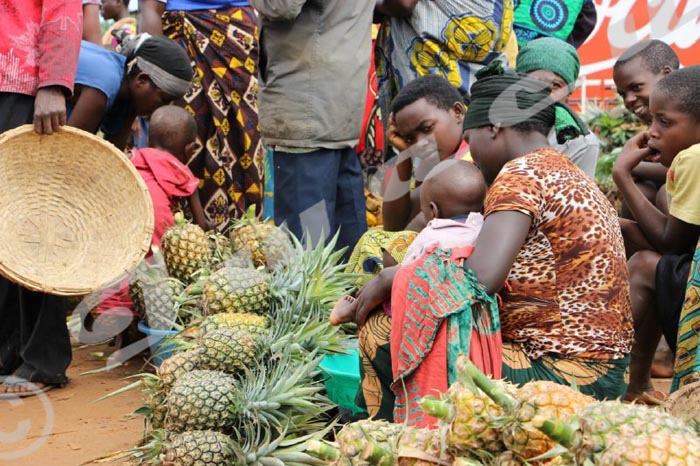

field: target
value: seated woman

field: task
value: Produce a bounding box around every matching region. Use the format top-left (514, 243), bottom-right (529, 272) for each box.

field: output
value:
top-left (352, 63), bottom-right (634, 420)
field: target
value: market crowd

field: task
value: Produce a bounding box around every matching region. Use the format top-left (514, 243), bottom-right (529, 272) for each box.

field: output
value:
top-left (2, 1), bottom-right (700, 430)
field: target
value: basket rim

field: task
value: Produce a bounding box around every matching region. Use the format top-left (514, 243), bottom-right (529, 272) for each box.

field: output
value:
top-left (0, 124), bottom-right (154, 296)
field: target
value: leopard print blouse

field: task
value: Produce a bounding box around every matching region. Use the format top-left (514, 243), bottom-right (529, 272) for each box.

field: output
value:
top-left (484, 148), bottom-right (633, 360)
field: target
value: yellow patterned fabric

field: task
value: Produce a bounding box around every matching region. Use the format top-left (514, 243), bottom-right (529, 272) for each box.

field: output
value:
top-left (672, 237), bottom-right (700, 392)
top-left (345, 228), bottom-right (417, 278)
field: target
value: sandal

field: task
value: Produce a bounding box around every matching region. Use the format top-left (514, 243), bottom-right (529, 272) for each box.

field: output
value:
top-left (0, 376), bottom-right (63, 399)
top-left (623, 390), bottom-right (667, 406)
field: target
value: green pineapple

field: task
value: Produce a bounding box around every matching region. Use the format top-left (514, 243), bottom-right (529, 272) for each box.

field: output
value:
top-left (162, 430), bottom-right (235, 466)
top-left (157, 349), bottom-right (203, 388)
top-left (162, 213), bottom-right (212, 283)
top-left (201, 266), bottom-right (270, 315)
top-left (199, 327), bottom-right (264, 373)
top-left (166, 370), bottom-right (236, 433)
top-left (143, 276), bottom-right (185, 330)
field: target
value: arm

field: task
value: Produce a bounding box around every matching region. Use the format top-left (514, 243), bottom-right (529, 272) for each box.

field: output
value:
top-left (104, 115), bottom-right (138, 151)
top-left (631, 161), bottom-right (668, 184)
top-left (463, 211), bottom-right (531, 295)
top-left (188, 191), bottom-right (213, 231)
top-left (249, 0), bottom-right (307, 21)
top-left (566, 0), bottom-right (597, 48)
top-left (383, 183), bottom-right (421, 231)
top-left (66, 87), bottom-right (108, 134)
top-left (612, 133), bottom-right (700, 253)
top-left (138, 0), bottom-right (166, 35)
top-left (375, 0), bottom-right (418, 17)
top-left (354, 266), bottom-right (398, 326)
top-left (82, 3), bottom-right (103, 44)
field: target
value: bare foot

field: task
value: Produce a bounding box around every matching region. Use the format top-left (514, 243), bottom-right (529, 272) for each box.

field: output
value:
top-left (329, 295), bottom-right (357, 326)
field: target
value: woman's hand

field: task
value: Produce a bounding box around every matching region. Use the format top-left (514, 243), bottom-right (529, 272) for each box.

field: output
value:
top-left (354, 266), bottom-right (398, 326)
top-left (387, 112), bottom-right (410, 153)
top-left (612, 132), bottom-right (658, 183)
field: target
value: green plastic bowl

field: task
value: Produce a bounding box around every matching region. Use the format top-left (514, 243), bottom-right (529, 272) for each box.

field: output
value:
top-left (320, 343), bottom-right (367, 414)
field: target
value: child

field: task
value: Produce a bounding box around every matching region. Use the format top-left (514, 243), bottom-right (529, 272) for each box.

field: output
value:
top-left (613, 40), bottom-right (679, 219)
top-left (330, 159), bottom-right (485, 325)
top-left (612, 66), bottom-right (700, 404)
top-left (382, 75), bottom-right (468, 231)
top-left (516, 37), bottom-right (599, 178)
top-left (132, 105), bottom-right (210, 239)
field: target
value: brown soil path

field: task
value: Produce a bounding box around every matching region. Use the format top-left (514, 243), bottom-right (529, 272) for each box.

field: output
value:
top-left (0, 343), bottom-right (146, 466)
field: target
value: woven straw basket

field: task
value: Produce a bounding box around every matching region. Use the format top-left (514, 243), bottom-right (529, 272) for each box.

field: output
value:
top-left (0, 125), bottom-right (153, 296)
top-left (664, 380), bottom-right (700, 422)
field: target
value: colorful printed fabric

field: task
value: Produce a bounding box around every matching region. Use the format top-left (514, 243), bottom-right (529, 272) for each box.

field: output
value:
top-left (502, 342), bottom-right (630, 401)
top-left (375, 0), bottom-right (513, 110)
top-left (391, 247), bottom-right (502, 427)
top-left (358, 310), bottom-right (394, 420)
top-left (345, 228), bottom-right (418, 277)
top-left (0, 0), bottom-right (83, 96)
top-left (102, 17), bottom-right (137, 48)
top-left (485, 149), bottom-right (633, 360)
top-left (672, 238), bottom-right (700, 392)
top-left (163, 6), bottom-right (263, 229)
top-left (513, 0), bottom-right (585, 46)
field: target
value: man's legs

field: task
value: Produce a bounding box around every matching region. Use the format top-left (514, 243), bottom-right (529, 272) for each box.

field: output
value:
top-left (335, 148), bottom-right (367, 258)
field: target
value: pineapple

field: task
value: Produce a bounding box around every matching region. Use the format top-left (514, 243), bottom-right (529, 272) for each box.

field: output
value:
top-left (420, 380), bottom-right (504, 457)
top-left (229, 205), bottom-right (291, 271)
top-left (142, 276), bottom-right (185, 330)
top-left (598, 432), bottom-right (700, 465)
top-left (535, 401), bottom-right (697, 464)
top-left (201, 266), bottom-right (270, 315)
top-left (165, 370), bottom-right (235, 433)
top-left (397, 427), bottom-right (453, 466)
top-left (158, 349), bottom-right (203, 388)
top-left (457, 355), bottom-right (594, 462)
top-left (162, 213), bottom-right (212, 283)
top-left (197, 312), bottom-right (269, 337)
top-left (198, 327), bottom-right (264, 373)
top-left (207, 232), bottom-right (233, 271)
top-left (162, 430), bottom-right (234, 466)
top-left (335, 420), bottom-right (403, 465)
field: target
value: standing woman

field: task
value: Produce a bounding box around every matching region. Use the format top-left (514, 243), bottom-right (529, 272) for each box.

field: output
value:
top-left (139, 0), bottom-right (263, 229)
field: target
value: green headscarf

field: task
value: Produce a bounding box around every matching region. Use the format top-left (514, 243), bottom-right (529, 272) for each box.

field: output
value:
top-left (516, 37), bottom-right (581, 92)
top-left (464, 62), bottom-right (588, 144)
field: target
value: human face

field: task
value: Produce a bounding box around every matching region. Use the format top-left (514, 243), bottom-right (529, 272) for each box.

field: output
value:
top-left (130, 73), bottom-right (176, 117)
top-left (464, 126), bottom-right (504, 185)
top-left (527, 69), bottom-right (570, 103)
top-left (100, 0), bottom-right (122, 21)
top-left (614, 58), bottom-right (670, 123)
top-left (393, 98), bottom-right (465, 160)
top-left (647, 90), bottom-right (700, 167)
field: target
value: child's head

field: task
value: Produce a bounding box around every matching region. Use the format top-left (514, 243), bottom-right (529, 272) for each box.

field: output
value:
top-left (101, 0), bottom-right (129, 21)
top-left (390, 75), bottom-right (465, 160)
top-left (516, 37), bottom-right (580, 103)
top-left (420, 160), bottom-right (485, 222)
top-left (117, 34), bottom-right (193, 117)
top-left (647, 66), bottom-right (700, 167)
top-left (148, 105), bottom-right (198, 163)
top-left (613, 40), bottom-right (679, 123)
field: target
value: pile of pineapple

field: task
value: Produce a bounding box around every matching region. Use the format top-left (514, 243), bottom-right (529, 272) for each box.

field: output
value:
top-left (307, 354), bottom-right (700, 465)
top-left (114, 208), bottom-right (360, 465)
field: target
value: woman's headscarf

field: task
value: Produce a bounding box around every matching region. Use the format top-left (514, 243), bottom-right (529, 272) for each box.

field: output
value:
top-left (464, 61), bottom-right (588, 143)
top-left (516, 37), bottom-right (581, 92)
top-left (115, 32), bottom-right (193, 99)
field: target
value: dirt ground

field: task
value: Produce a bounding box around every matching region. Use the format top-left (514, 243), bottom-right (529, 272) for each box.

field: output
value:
top-left (0, 342), bottom-right (674, 466)
top-left (0, 343), bottom-right (146, 466)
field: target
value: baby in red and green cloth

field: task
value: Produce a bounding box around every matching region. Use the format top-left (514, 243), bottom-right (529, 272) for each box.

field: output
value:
top-left (90, 106), bottom-right (209, 333)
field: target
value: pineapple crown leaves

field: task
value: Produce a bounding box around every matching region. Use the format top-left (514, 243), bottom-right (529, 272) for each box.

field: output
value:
top-left (231, 352), bottom-right (331, 430)
top-left (234, 421), bottom-right (332, 466)
top-left (456, 354), bottom-right (519, 412)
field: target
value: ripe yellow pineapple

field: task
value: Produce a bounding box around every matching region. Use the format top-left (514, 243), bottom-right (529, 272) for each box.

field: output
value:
top-left (162, 213), bottom-right (212, 283)
top-left (535, 401), bottom-right (697, 464)
top-left (229, 205), bottom-right (291, 270)
top-left (201, 266), bottom-right (270, 315)
top-left (420, 381), bottom-right (505, 457)
top-left (197, 312), bottom-right (269, 337)
top-left (598, 432), bottom-right (700, 465)
top-left (333, 419), bottom-right (403, 465)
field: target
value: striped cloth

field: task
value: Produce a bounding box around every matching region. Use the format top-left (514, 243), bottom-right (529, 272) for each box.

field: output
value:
top-left (391, 247), bottom-right (502, 427)
top-left (672, 238), bottom-right (700, 392)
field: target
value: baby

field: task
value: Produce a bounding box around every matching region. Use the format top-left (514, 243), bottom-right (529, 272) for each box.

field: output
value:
top-left (330, 159), bottom-right (485, 325)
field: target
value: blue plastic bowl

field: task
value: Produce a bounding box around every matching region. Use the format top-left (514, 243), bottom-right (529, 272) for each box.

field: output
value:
top-left (320, 341), bottom-right (367, 414)
top-left (137, 320), bottom-right (178, 366)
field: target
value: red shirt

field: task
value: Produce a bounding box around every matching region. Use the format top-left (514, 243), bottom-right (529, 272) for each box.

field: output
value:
top-left (0, 0), bottom-right (83, 96)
